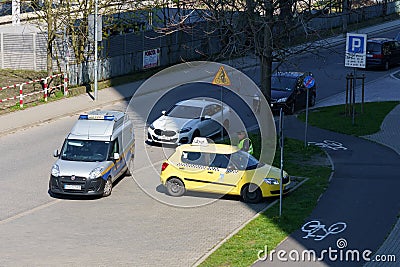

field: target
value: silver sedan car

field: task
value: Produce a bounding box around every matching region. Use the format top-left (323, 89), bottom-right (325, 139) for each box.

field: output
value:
top-left (147, 99), bottom-right (231, 145)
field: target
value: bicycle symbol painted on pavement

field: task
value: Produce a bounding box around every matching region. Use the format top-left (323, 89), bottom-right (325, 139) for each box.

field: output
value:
top-left (308, 140), bottom-right (348, 151)
top-left (302, 220), bottom-right (347, 241)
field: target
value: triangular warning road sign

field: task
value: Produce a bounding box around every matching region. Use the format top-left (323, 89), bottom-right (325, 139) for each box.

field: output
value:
top-left (212, 66), bottom-right (231, 86)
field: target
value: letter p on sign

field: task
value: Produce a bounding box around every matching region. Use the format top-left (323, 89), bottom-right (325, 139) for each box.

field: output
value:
top-left (348, 36), bottom-right (365, 53)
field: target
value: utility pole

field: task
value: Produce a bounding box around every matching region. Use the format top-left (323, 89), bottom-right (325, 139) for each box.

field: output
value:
top-left (94, 0), bottom-right (98, 101)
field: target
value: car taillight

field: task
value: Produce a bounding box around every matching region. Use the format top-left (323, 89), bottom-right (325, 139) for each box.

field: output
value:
top-left (161, 162), bottom-right (169, 172)
top-left (373, 54), bottom-right (383, 59)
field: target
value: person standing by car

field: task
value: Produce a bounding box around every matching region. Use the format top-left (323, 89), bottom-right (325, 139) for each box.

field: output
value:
top-left (237, 131), bottom-right (253, 155)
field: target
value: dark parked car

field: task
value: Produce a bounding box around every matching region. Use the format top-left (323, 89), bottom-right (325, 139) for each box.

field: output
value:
top-left (366, 38), bottom-right (400, 70)
top-left (270, 72), bottom-right (316, 114)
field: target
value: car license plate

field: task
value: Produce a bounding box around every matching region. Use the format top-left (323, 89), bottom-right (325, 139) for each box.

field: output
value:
top-left (64, 184), bottom-right (81, 190)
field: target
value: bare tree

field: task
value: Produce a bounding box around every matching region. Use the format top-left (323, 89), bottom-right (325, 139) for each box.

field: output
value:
top-left (27, 0), bottom-right (136, 76)
top-left (143, 0), bottom-right (336, 100)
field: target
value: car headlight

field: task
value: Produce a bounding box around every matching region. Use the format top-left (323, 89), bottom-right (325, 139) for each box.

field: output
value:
top-left (51, 164), bottom-right (60, 177)
top-left (149, 123), bottom-right (155, 130)
top-left (264, 178), bottom-right (279, 185)
top-left (179, 127), bottom-right (192, 133)
top-left (89, 167), bottom-right (104, 179)
top-left (277, 97), bottom-right (288, 103)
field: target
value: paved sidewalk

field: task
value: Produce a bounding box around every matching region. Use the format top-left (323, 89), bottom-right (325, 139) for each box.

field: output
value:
top-left (363, 104), bottom-right (400, 267)
top-left (315, 72), bottom-right (400, 108)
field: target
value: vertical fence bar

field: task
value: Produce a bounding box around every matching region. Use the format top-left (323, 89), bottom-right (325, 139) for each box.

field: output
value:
top-left (1, 32), bottom-right (3, 69)
top-left (64, 72), bottom-right (68, 96)
top-left (33, 33), bottom-right (37, 71)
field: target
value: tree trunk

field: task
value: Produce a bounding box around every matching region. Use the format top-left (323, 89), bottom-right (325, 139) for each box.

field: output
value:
top-left (260, 48), bottom-right (272, 102)
top-left (342, 0), bottom-right (349, 34)
top-left (259, 1), bottom-right (273, 102)
top-left (46, 1), bottom-right (53, 76)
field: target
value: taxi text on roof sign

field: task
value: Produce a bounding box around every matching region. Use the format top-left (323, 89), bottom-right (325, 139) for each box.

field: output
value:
top-left (212, 66), bottom-right (231, 86)
top-left (191, 137), bottom-right (209, 146)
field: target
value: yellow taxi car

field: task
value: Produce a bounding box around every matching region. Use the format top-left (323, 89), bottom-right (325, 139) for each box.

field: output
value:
top-left (160, 138), bottom-right (292, 203)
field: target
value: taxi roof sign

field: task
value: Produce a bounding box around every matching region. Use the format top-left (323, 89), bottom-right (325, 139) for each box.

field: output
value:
top-left (212, 66), bottom-right (231, 86)
top-left (192, 137), bottom-right (209, 146)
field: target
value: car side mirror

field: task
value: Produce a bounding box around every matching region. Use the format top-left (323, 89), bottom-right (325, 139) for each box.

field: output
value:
top-left (53, 149), bottom-right (59, 157)
top-left (113, 153), bottom-right (120, 160)
top-left (202, 115), bottom-right (211, 121)
top-left (161, 110), bottom-right (166, 115)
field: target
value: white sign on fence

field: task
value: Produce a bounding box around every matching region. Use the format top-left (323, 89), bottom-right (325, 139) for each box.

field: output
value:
top-left (345, 33), bottom-right (367, 68)
top-left (143, 48), bottom-right (160, 69)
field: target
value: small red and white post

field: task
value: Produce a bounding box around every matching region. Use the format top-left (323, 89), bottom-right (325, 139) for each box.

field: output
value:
top-left (63, 72), bottom-right (68, 96)
top-left (43, 77), bottom-right (48, 102)
top-left (19, 84), bottom-right (23, 108)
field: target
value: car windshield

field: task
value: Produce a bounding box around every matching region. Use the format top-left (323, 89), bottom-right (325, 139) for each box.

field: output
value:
top-left (272, 76), bottom-right (297, 91)
top-left (227, 150), bottom-right (261, 170)
top-left (60, 139), bottom-right (110, 162)
top-left (166, 104), bottom-right (203, 119)
top-left (367, 42), bottom-right (381, 54)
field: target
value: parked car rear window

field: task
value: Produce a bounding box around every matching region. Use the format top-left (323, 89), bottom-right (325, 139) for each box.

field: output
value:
top-left (272, 76), bottom-right (297, 91)
top-left (367, 42), bottom-right (381, 54)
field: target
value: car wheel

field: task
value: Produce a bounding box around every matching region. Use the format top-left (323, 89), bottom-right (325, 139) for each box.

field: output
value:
top-left (309, 93), bottom-right (316, 107)
top-left (103, 177), bottom-right (113, 197)
top-left (223, 119), bottom-right (230, 136)
top-left (124, 158), bottom-right (134, 176)
top-left (241, 184), bottom-right (262, 203)
top-left (166, 177), bottom-right (185, 197)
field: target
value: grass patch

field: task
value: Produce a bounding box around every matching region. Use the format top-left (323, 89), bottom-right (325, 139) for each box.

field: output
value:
top-left (298, 102), bottom-right (399, 136)
top-left (199, 138), bottom-right (331, 267)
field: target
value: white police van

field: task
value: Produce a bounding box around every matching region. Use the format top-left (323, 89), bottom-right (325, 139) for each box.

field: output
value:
top-left (49, 110), bottom-right (135, 197)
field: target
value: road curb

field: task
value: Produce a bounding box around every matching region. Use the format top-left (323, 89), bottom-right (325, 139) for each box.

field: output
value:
top-left (193, 176), bottom-right (309, 267)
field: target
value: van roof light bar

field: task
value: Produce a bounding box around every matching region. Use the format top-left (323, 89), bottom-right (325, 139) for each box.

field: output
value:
top-left (79, 114), bottom-right (115, 121)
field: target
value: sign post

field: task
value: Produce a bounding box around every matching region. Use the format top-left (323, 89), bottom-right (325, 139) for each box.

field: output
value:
top-left (345, 33), bottom-right (367, 125)
top-left (212, 66), bottom-right (231, 140)
top-left (303, 75), bottom-right (315, 147)
top-left (279, 108), bottom-right (284, 217)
